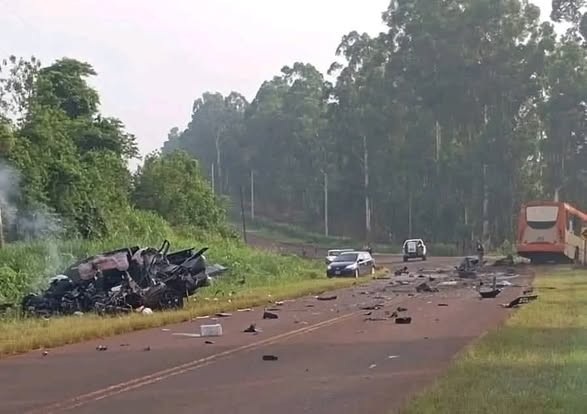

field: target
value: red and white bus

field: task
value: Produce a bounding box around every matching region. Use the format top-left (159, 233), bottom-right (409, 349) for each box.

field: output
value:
top-left (517, 201), bottom-right (587, 264)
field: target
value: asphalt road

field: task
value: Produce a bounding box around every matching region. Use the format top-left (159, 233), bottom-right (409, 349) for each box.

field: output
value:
top-left (0, 256), bottom-right (531, 414)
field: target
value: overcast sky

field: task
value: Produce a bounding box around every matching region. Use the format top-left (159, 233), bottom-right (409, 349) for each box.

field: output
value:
top-left (1, 0), bottom-right (553, 164)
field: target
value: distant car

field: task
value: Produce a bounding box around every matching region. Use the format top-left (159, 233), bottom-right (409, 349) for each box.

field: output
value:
top-left (402, 239), bottom-right (427, 262)
top-left (327, 251), bottom-right (375, 278)
top-left (325, 249), bottom-right (354, 264)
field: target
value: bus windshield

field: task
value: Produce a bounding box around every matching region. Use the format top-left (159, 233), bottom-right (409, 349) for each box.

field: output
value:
top-left (526, 206), bottom-right (558, 229)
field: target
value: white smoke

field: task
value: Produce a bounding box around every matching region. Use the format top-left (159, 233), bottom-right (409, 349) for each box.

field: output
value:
top-left (0, 161), bottom-right (63, 241)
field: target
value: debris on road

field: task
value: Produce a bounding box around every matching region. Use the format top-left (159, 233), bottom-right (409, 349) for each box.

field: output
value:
top-left (388, 355), bottom-right (399, 359)
top-left (262, 355), bottom-right (279, 361)
top-left (503, 295), bottom-right (538, 308)
top-left (244, 323), bottom-right (260, 333)
top-left (359, 304), bottom-right (383, 311)
top-left (394, 267), bottom-right (409, 276)
top-left (317, 295), bottom-right (337, 301)
top-left (479, 289), bottom-right (501, 299)
top-left (416, 282), bottom-right (438, 293)
top-left (21, 240), bottom-right (227, 317)
top-left (96, 345), bottom-right (108, 351)
top-left (395, 316), bottom-right (412, 324)
top-left (438, 303), bottom-right (449, 307)
top-left (200, 324), bottom-right (223, 337)
top-left (369, 363), bottom-right (377, 369)
top-left (173, 333), bottom-right (201, 338)
top-left (263, 311), bottom-right (279, 320)
top-left (142, 346), bottom-right (151, 352)
top-left (237, 308), bottom-right (252, 312)
top-left (215, 312), bottom-right (232, 318)
top-left (42, 350), bottom-right (49, 357)
top-left (204, 340), bottom-right (214, 345)
top-left (396, 306), bottom-right (408, 312)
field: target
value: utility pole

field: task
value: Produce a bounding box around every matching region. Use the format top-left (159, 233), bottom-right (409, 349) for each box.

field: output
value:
top-left (250, 170), bottom-right (255, 220)
top-left (363, 135), bottom-right (371, 242)
top-left (239, 185), bottom-right (247, 243)
top-left (482, 164), bottom-right (490, 247)
top-left (408, 188), bottom-right (413, 239)
top-left (211, 163), bottom-right (215, 194)
top-left (324, 171), bottom-right (328, 237)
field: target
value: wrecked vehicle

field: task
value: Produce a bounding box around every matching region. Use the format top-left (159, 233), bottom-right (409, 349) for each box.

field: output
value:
top-left (21, 240), bottom-right (226, 317)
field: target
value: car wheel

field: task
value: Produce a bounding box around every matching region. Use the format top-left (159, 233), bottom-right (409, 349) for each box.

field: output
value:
top-left (354, 269), bottom-right (360, 278)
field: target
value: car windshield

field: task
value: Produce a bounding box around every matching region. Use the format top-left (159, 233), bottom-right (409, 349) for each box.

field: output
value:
top-left (333, 253), bottom-right (358, 262)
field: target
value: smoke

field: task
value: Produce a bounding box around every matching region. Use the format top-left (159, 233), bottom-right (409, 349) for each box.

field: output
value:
top-left (0, 161), bottom-right (63, 241)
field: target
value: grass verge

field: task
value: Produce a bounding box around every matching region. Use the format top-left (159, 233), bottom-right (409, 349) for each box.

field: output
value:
top-left (402, 267), bottom-right (587, 414)
top-left (0, 276), bottom-right (372, 358)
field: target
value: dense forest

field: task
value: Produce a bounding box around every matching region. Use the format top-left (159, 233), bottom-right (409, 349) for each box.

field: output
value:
top-left (0, 57), bottom-right (226, 241)
top-left (163, 0), bottom-right (587, 248)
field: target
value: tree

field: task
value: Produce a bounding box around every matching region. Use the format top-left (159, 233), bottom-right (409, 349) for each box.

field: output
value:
top-left (132, 151), bottom-right (225, 231)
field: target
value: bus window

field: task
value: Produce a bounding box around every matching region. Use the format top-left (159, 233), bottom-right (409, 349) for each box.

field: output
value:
top-left (526, 206), bottom-right (558, 230)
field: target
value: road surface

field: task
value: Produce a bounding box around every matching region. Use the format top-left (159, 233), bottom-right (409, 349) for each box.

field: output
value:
top-left (0, 256), bottom-right (532, 414)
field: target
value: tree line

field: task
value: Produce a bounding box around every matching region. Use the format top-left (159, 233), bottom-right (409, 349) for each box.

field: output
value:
top-left (0, 57), bottom-right (225, 241)
top-left (163, 0), bottom-right (587, 247)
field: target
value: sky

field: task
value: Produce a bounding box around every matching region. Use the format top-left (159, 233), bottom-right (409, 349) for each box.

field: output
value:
top-left (1, 0), bottom-right (553, 166)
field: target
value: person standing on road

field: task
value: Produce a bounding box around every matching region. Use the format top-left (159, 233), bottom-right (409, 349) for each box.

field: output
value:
top-left (476, 240), bottom-right (485, 265)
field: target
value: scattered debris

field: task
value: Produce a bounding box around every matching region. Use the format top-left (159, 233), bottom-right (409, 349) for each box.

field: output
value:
top-left (317, 295), bottom-right (337, 301)
top-left (120, 343), bottom-right (130, 347)
top-left (262, 355), bottom-right (279, 361)
top-left (394, 267), bottom-right (409, 276)
top-left (360, 304), bottom-right (383, 311)
top-left (416, 282), bottom-right (438, 293)
top-left (215, 312), bottom-right (232, 318)
top-left (200, 324), bottom-right (223, 337)
top-left (161, 328), bottom-right (170, 332)
top-left (395, 317), bottom-right (412, 324)
top-left (396, 306), bottom-right (408, 312)
top-left (438, 303), bottom-right (449, 307)
top-left (364, 311), bottom-right (372, 316)
top-left (73, 311), bottom-right (84, 317)
top-left (365, 316), bottom-right (387, 321)
top-left (244, 324), bottom-right (259, 333)
top-left (369, 364), bottom-right (377, 369)
top-left (96, 345), bottom-right (108, 351)
top-left (42, 350), bottom-right (49, 357)
top-left (387, 355), bottom-right (399, 359)
top-left (237, 308), bottom-right (252, 312)
top-left (143, 346), bottom-right (151, 352)
top-left (263, 311), bottom-right (279, 320)
top-left (503, 295), bottom-right (538, 308)
top-left (456, 257), bottom-right (482, 278)
top-left (22, 240), bottom-right (227, 317)
top-left (438, 281), bottom-right (458, 286)
top-left (173, 333), bottom-right (201, 338)
top-left (275, 301), bottom-right (285, 306)
top-left (479, 289), bottom-right (501, 299)
top-left (204, 340), bottom-right (214, 345)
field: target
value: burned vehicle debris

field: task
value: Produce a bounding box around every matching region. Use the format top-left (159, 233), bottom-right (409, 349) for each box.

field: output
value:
top-left (21, 240), bottom-right (226, 317)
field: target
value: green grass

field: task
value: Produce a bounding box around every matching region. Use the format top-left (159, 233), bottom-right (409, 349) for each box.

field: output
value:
top-left (0, 276), bottom-right (368, 358)
top-left (402, 268), bottom-right (587, 414)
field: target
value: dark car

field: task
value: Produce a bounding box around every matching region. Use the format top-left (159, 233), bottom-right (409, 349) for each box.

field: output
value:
top-left (326, 251), bottom-right (375, 278)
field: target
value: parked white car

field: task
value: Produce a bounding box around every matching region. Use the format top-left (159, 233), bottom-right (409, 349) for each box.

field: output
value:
top-left (402, 239), bottom-right (427, 262)
top-left (325, 249), bottom-right (354, 264)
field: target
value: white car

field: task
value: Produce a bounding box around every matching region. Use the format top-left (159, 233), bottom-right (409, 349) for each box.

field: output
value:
top-left (325, 249), bottom-right (354, 264)
top-left (402, 239), bottom-right (427, 262)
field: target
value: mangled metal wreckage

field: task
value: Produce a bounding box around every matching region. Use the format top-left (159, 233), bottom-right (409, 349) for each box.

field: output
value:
top-left (22, 240), bottom-right (227, 316)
